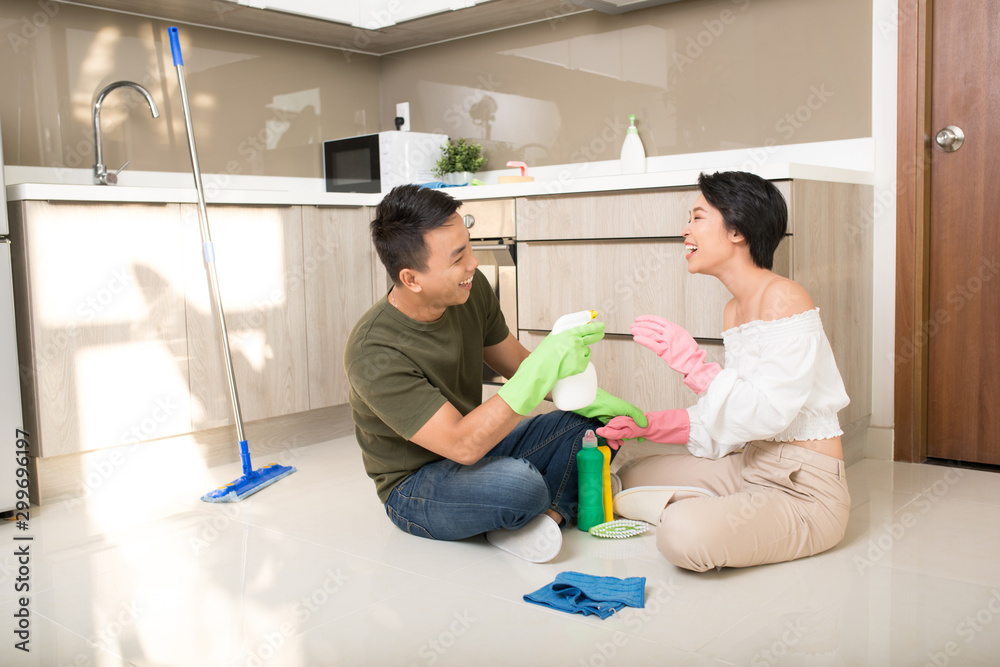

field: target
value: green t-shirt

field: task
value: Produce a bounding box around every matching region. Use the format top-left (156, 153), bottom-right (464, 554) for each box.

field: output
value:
top-left (344, 268), bottom-right (509, 503)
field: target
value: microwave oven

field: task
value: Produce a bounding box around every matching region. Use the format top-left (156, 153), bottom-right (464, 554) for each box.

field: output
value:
top-left (323, 131), bottom-right (448, 193)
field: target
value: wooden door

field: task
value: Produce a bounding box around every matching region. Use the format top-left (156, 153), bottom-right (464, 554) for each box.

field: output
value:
top-left (926, 0), bottom-right (1000, 464)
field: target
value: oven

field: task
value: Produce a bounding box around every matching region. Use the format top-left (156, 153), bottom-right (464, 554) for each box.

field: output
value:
top-left (462, 206), bottom-right (517, 386)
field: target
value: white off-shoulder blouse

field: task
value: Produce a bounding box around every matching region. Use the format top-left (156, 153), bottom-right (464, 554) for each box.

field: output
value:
top-left (685, 308), bottom-right (849, 459)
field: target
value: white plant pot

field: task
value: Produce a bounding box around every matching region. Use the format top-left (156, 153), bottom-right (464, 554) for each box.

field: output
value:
top-left (444, 171), bottom-right (473, 185)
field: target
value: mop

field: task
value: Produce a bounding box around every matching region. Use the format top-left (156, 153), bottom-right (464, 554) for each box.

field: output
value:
top-left (168, 27), bottom-right (296, 502)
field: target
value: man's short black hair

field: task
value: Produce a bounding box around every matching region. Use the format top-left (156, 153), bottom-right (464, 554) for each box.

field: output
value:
top-left (697, 171), bottom-right (787, 270)
top-left (370, 185), bottom-right (463, 285)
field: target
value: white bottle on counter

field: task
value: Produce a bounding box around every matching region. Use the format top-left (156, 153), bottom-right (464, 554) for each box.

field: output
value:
top-left (620, 114), bottom-right (646, 175)
top-left (551, 310), bottom-right (599, 411)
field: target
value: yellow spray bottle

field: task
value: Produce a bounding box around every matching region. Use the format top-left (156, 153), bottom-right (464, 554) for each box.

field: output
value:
top-left (597, 442), bottom-right (613, 523)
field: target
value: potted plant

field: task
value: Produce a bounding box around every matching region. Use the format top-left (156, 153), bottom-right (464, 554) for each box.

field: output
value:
top-left (433, 138), bottom-right (486, 185)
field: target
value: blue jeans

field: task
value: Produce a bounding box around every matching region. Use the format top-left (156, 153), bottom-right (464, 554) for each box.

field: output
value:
top-left (384, 411), bottom-right (607, 540)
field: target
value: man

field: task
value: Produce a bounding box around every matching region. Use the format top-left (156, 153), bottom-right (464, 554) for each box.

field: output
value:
top-left (345, 184), bottom-right (645, 562)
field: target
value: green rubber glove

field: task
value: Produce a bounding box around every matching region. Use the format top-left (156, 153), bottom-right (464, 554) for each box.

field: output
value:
top-left (572, 388), bottom-right (649, 427)
top-left (498, 321), bottom-right (605, 415)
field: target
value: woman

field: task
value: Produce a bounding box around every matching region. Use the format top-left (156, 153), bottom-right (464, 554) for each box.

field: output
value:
top-left (598, 171), bottom-right (850, 572)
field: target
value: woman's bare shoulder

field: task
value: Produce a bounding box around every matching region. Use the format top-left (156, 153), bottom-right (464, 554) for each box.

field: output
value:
top-left (723, 298), bottom-right (738, 329)
top-left (759, 277), bottom-right (815, 321)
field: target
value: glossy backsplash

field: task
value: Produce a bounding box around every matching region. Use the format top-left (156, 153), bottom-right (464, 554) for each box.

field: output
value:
top-left (379, 0), bottom-right (872, 170)
top-left (0, 0), bottom-right (381, 179)
top-left (0, 0), bottom-right (871, 179)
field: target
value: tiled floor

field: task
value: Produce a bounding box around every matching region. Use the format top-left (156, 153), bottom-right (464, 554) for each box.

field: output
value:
top-left (2, 435), bottom-right (999, 666)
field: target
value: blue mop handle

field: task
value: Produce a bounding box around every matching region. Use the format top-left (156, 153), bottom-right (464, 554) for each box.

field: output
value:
top-left (168, 26), bottom-right (183, 66)
top-left (169, 25), bottom-right (248, 447)
top-left (239, 440), bottom-right (253, 477)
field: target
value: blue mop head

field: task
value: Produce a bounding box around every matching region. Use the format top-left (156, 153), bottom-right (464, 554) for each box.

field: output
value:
top-left (201, 463), bottom-right (296, 502)
top-left (202, 440), bottom-right (296, 502)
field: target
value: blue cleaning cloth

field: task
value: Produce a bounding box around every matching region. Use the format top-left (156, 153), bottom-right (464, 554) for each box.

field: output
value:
top-left (524, 571), bottom-right (646, 619)
top-left (419, 181), bottom-right (468, 189)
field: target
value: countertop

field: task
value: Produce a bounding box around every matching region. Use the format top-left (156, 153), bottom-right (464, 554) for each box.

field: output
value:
top-left (5, 162), bottom-right (874, 206)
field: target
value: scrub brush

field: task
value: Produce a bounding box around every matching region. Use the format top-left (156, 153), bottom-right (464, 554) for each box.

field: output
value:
top-left (588, 519), bottom-right (651, 539)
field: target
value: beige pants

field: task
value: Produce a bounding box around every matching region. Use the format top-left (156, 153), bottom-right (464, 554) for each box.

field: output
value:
top-left (617, 441), bottom-right (850, 572)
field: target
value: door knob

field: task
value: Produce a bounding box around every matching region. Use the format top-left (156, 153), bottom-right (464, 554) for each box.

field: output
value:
top-left (463, 214), bottom-right (475, 229)
top-left (934, 125), bottom-right (965, 152)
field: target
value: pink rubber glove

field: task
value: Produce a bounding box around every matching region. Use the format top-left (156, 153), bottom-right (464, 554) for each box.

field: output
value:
top-left (596, 409), bottom-right (690, 448)
top-left (631, 315), bottom-right (721, 394)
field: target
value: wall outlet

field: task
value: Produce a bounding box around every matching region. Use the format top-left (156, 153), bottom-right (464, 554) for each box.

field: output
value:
top-left (395, 102), bottom-right (410, 131)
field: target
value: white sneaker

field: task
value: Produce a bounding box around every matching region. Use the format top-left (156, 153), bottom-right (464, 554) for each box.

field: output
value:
top-left (612, 485), bottom-right (715, 524)
top-left (486, 514), bottom-right (563, 563)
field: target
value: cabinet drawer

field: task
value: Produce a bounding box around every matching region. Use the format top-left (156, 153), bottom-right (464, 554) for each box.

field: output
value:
top-left (516, 181), bottom-right (792, 241)
top-left (517, 237), bottom-right (791, 338)
top-left (519, 332), bottom-right (724, 413)
top-left (457, 199), bottom-right (515, 238)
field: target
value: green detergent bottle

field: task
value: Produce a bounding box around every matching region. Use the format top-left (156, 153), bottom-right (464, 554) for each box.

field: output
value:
top-left (577, 429), bottom-right (605, 532)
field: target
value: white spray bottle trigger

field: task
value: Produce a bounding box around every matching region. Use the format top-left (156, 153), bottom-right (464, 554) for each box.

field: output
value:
top-left (551, 310), bottom-right (599, 411)
top-left (552, 309), bottom-right (598, 334)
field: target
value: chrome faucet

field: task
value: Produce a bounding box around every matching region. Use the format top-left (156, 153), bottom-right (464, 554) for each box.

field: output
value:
top-left (93, 81), bottom-right (159, 185)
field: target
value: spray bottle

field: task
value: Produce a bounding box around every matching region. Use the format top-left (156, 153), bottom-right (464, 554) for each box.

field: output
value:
top-left (620, 114), bottom-right (646, 175)
top-left (576, 429), bottom-right (605, 532)
top-left (551, 310), bottom-right (599, 411)
top-left (597, 442), bottom-right (613, 522)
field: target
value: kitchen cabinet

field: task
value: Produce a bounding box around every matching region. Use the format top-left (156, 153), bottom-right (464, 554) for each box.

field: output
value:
top-left (302, 205), bottom-right (378, 409)
top-left (65, 0), bottom-right (577, 54)
top-left (517, 237), bottom-right (791, 338)
top-left (8, 199), bottom-right (372, 503)
top-left (516, 184), bottom-right (793, 339)
top-left (515, 181), bottom-right (794, 241)
top-left (231, 0), bottom-right (495, 29)
top-left (5, 167), bottom-right (872, 501)
top-left (180, 204), bottom-right (310, 428)
top-left (8, 201), bottom-right (193, 457)
top-left (514, 179), bottom-right (873, 440)
top-left (253, 0), bottom-right (358, 25)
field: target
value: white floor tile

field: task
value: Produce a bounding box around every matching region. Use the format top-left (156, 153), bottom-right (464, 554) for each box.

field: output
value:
top-left (277, 579), bottom-right (711, 667)
top-left (1, 435), bottom-right (999, 665)
top-left (1, 598), bottom-right (125, 667)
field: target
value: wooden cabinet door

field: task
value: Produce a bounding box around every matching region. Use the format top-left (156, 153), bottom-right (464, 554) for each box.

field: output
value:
top-left (302, 206), bottom-right (374, 409)
top-left (788, 180), bottom-right (873, 435)
top-left (516, 188), bottom-right (695, 241)
top-left (11, 201), bottom-right (191, 456)
top-left (182, 204), bottom-right (309, 427)
top-left (517, 237), bottom-right (791, 338)
top-left (515, 181), bottom-right (791, 241)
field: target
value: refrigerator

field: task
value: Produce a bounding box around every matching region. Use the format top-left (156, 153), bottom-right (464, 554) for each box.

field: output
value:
top-left (0, 115), bottom-right (21, 514)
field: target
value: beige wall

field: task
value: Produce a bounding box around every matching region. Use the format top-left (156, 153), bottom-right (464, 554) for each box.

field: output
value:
top-left (0, 0), bottom-right (871, 177)
top-left (0, 1), bottom-right (380, 178)
top-left (380, 0), bottom-right (872, 169)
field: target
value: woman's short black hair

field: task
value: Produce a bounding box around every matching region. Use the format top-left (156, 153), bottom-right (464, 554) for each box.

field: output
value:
top-left (370, 185), bottom-right (462, 285)
top-left (697, 171), bottom-right (787, 270)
